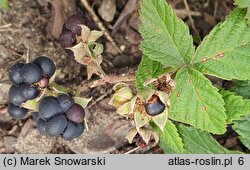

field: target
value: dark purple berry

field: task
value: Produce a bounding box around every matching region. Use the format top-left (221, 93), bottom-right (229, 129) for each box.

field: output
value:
top-left (38, 96), bottom-right (62, 120)
top-left (32, 112), bottom-right (40, 122)
top-left (33, 56), bottom-right (56, 78)
top-left (62, 120), bottom-right (84, 140)
top-left (21, 63), bottom-right (42, 84)
top-left (45, 115), bottom-right (67, 136)
top-left (57, 94), bottom-right (74, 112)
top-left (37, 118), bottom-right (47, 135)
top-left (7, 102), bottom-right (28, 119)
top-left (66, 103), bottom-right (85, 123)
top-left (65, 14), bottom-right (85, 35)
top-left (59, 30), bottom-right (76, 48)
top-left (144, 95), bottom-right (165, 116)
top-left (38, 76), bottom-right (49, 88)
top-left (20, 84), bottom-right (39, 100)
top-left (8, 85), bottom-right (26, 106)
top-left (9, 63), bottom-right (24, 85)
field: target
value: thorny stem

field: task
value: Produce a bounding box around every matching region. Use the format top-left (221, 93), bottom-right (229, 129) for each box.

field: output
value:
top-left (79, 73), bottom-right (135, 90)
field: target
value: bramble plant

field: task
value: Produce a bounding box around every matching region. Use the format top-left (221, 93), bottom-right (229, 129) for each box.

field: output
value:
top-left (110, 0), bottom-right (250, 153)
top-left (6, 0), bottom-right (250, 152)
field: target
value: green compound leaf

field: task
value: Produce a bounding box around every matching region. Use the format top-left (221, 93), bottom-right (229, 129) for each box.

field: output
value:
top-left (220, 90), bottom-right (250, 123)
top-left (231, 80), bottom-right (250, 99)
top-left (233, 114), bottom-right (250, 150)
top-left (178, 125), bottom-right (238, 153)
top-left (0, 0), bottom-right (9, 11)
top-left (169, 67), bottom-right (226, 134)
top-left (135, 55), bottom-right (162, 90)
top-left (152, 120), bottom-right (184, 154)
top-left (193, 8), bottom-right (250, 80)
top-left (140, 0), bottom-right (194, 67)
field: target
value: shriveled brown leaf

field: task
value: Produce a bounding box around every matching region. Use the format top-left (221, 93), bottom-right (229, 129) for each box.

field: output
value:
top-left (112, 0), bottom-right (140, 35)
top-left (50, 0), bottom-right (66, 39)
top-left (98, 0), bottom-right (116, 22)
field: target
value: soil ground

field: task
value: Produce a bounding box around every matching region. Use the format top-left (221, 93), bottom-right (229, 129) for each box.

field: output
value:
top-left (0, 0), bottom-right (249, 154)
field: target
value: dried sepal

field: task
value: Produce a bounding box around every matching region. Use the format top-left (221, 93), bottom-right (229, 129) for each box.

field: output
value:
top-left (125, 128), bottom-right (138, 144)
top-left (73, 96), bottom-right (92, 108)
top-left (86, 62), bottom-right (105, 79)
top-left (134, 111), bottom-right (151, 130)
top-left (80, 25), bottom-right (103, 43)
top-left (88, 30), bottom-right (103, 42)
top-left (144, 73), bottom-right (176, 95)
top-left (126, 127), bottom-right (159, 146)
top-left (155, 90), bottom-right (170, 106)
top-left (80, 25), bottom-right (91, 42)
top-left (113, 82), bottom-right (128, 91)
top-left (22, 99), bottom-right (37, 110)
top-left (138, 128), bottom-right (152, 144)
top-left (67, 42), bottom-right (87, 65)
top-left (152, 109), bottom-right (168, 131)
top-left (109, 83), bottom-right (134, 109)
top-left (116, 97), bottom-right (136, 116)
top-left (67, 24), bottom-right (104, 79)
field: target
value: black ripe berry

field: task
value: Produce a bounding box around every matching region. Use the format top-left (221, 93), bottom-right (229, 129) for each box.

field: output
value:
top-left (20, 84), bottom-right (39, 100)
top-left (31, 112), bottom-right (40, 122)
top-left (144, 95), bottom-right (165, 116)
top-left (9, 63), bottom-right (24, 85)
top-left (65, 14), bottom-right (85, 35)
top-left (62, 120), bottom-right (84, 140)
top-left (37, 118), bottom-right (47, 135)
top-left (57, 94), bottom-right (74, 112)
top-left (7, 103), bottom-right (28, 119)
top-left (21, 63), bottom-right (42, 84)
top-left (38, 96), bottom-right (62, 120)
top-left (66, 103), bottom-right (85, 123)
top-left (8, 85), bottom-right (26, 106)
top-left (45, 115), bottom-right (67, 136)
top-left (33, 56), bottom-right (56, 78)
top-left (59, 31), bottom-right (76, 48)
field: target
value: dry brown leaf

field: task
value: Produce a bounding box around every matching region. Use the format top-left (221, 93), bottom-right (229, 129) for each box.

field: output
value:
top-left (98, 0), bottom-right (116, 22)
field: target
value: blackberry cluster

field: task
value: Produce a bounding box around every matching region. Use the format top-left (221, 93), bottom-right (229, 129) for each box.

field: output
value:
top-left (59, 14), bottom-right (86, 48)
top-left (8, 56), bottom-right (55, 119)
top-left (32, 94), bottom-right (85, 140)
